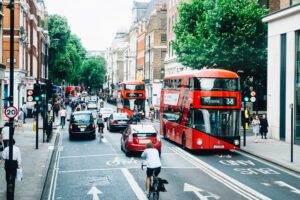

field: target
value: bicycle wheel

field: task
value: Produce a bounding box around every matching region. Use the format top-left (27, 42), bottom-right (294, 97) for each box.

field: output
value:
top-left (152, 191), bottom-right (159, 200)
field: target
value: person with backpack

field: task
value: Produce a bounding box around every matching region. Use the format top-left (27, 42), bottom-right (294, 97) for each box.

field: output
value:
top-left (97, 113), bottom-right (104, 134)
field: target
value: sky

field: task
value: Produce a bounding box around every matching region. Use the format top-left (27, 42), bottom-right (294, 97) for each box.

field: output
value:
top-left (44, 0), bottom-right (150, 51)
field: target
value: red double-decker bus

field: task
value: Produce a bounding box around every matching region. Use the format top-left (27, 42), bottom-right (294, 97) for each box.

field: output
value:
top-left (117, 81), bottom-right (146, 117)
top-left (160, 69), bottom-right (241, 150)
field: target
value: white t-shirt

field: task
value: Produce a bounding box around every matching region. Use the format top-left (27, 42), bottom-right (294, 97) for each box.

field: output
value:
top-left (2, 145), bottom-right (22, 167)
top-left (2, 126), bottom-right (10, 140)
top-left (60, 109), bottom-right (67, 117)
top-left (141, 148), bottom-right (161, 168)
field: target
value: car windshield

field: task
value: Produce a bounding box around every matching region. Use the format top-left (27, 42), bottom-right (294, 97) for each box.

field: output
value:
top-left (188, 109), bottom-right (240, 137)
top-left (114, 114), bottom-right (129, 120)
top-left (125, 84), bottom-right (145, 90)
top-left (89, 101), bottom-right (97, 104)
top-left (72, 114), bottom-right (92, 123)
top-left (100, 108), bottom-right (113, 113)
top-left (192, 78), bottom-right (239, 91)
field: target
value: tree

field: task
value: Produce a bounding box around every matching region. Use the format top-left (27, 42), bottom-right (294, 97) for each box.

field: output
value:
top-left (48, 15), bottom-right (86, 85)
top-left (80, 56), bottom-right (107, 90)
top-left (172, 0), bottom-right (267, 80)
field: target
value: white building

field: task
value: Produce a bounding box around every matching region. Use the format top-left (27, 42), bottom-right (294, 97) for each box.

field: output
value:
top-left (263, 2), bottom-right (300, 145)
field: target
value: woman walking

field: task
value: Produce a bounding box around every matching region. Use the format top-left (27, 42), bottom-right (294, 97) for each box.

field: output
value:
top-left (252, 115), bottom-right (260, 143)
top-left (260, 114), bottom-right (269, 139)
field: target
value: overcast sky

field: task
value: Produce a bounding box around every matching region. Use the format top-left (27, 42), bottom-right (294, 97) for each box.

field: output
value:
top-left (44, 0), bottom-right (150, 51)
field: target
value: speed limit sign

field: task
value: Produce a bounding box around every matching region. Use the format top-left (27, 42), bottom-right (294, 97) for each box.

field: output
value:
top-left (4, 106), bottom-right (18, 119)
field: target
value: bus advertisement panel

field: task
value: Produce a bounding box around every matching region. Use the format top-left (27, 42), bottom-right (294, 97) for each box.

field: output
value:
top-left (117, 81), bottom-right (146, 117)
top-left (160, 69), bottom-right (241, 150)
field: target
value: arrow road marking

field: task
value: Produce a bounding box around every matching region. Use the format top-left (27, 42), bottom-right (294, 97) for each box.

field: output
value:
top-left (184, 183), bottom-right (220, 200)
top-left (87, 186), bottom-right (102, 200)
top-left (274, 181), bottom-right (300, 194)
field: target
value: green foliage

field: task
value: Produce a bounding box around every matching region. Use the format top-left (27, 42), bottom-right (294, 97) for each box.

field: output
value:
top-left (172, 0), bottom-right (268, 80)
top-left (48, 15), bottom-right (86, 84)
top-left (80, 57), bottom-right (107, 89)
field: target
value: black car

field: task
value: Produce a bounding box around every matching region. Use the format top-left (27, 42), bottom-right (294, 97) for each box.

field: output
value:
top-left (69, 111), bottom-right (96, 140)
top-left (107, 113), bottom-right (130, 132)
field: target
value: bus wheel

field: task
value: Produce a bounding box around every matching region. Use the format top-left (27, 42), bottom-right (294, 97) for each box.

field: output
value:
top-left (182, 134), bottom-right (186, 150)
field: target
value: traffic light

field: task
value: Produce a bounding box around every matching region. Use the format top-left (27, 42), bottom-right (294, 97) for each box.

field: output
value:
top-left (33, 83), bottom-right (41, 101)
top-left (242, 86), bottom-right (250, 102)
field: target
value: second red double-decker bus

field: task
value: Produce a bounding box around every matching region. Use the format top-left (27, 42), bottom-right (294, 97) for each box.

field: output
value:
top-left (117, 81), bottom-right (146, 117)
top-left (160, 69), bottom-right (241, 150)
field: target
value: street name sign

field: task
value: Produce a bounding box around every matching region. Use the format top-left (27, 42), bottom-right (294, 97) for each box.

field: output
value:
top-left (5, 106), bottom-right (18, 119)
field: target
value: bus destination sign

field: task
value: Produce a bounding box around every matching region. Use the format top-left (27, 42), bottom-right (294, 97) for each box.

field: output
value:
top-left (126, 93), bottom-right (143, 98)
top-left (201, 97), bottom-right (236, 106)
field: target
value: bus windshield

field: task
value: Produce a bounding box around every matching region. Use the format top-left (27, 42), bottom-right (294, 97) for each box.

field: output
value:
top-left (188, 109), bottom-right (240, 137)
top-left (192, 78), bottom-right (239, 91)
top-left (124, 99), bottom-right (145, 111)
top-left (125, 84), bottom-right (145, 90)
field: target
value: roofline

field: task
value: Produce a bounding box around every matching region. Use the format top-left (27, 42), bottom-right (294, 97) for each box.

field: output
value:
top-left (263, 3), bottom-right (300, 23)
top-left (164, 69), bottom-right (239, 79)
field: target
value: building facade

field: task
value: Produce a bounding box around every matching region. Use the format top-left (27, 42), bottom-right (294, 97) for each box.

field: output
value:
top-left (2, 0), bottom-right (49, 114)
top-left (263, 0), bottom-right (300, 144)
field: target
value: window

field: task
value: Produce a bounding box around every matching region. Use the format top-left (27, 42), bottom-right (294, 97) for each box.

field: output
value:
top-left (192, 78), bottom-right (239, 91)
top-left (163, 107), bottom-right (182, 123)
top-left (161, 34), bottom-right (167, 43)
top-left (125, 84), bottom-right (145, 90)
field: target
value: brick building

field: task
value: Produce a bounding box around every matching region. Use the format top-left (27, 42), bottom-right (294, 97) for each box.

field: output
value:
top-left (2, 0), bottom-right (49, 111)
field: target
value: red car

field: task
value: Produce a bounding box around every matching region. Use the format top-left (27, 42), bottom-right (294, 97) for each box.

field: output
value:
top-left (121, 124), bottom-right (161, 156)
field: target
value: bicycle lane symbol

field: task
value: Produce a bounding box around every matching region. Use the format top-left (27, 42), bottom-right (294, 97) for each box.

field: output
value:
top-left (106, 157), bottom-right (142, 166)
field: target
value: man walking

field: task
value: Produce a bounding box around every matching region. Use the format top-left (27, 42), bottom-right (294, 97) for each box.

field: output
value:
top-left (59, 107), bottom-right (67, 129)
top-left (22, 103), bottom-right (27, 123)
top-left (2, 139), bottom-right (22, 200)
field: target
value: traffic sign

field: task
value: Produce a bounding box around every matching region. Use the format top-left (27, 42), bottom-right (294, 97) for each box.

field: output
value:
top-left (5, 106), bottom-right (18, 119)
top-left (27, 89), bottom-right (33, 96)
top-left (251, 91), bottom-right (256, 97)
top-left (250, 97), bottom-right (256, 102)
top-left (27, 96), bottom-right (33, 102)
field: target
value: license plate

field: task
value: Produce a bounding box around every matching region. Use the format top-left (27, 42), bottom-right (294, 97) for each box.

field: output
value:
top-left (213, 145), bottom-right (224, 149)
top-left (139, 139), bottom-right (151, 144)
top-left (80, 128), bottom-right (85, 132)
top-left (119, 121), bottom-right (126, 124)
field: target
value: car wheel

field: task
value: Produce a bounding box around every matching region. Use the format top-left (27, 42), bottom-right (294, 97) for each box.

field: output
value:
top-left (182, 133), bottom-right (186, 150)
top-left (159, 151), bottom-right (161, 157)
top-left (121, 139), bottom-right (124, 152)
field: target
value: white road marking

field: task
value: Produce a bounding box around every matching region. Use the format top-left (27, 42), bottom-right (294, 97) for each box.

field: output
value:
top-left (170, 147), bottom-right (271, 200)
top-left (184, 183), bottom-right (220, 200)
top-left (87, 186), bottom-right (102, 200)
top-left (274, 181), bottom-right (300, 194)
top-left (59, 166), bottom-right (198, 173)
top-left (60, 153), bottom-right (120, 159)
top-left (121, 168), bottom-right (148, 200)
top-left (234, 150), bottom-right (300, 179)
top-left (101, 138), bottom-right (108, 143)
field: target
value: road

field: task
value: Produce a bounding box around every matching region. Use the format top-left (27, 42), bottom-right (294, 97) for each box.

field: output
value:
top-left (42, 103), bottom-right (300, 200)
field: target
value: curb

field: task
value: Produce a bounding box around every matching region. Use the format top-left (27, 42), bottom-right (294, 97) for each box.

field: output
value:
top-left (240, 149), bottom-right (300, 174)
top-left (39, 130), bottom-right (59, 199)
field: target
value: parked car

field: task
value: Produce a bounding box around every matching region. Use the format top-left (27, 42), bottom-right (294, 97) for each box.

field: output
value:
top-left (87, 100), bottom-right (98, 110)
top-left (99, 107), bottom-right (116, 121)
top-left (121, 124), bottom-right (161, 156)
top-left (69, 111), bottom-right (96, 140)
top-left (107, 113), bottom-right (130, 131)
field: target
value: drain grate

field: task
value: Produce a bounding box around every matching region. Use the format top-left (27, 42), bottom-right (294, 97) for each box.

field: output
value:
top-left (88, 176), bottom-right (111, 186)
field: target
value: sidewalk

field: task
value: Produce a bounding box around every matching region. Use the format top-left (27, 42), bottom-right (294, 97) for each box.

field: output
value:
top-left (240, 135), bottom-right (300, 174)
top-left (0, 118), bottom-right (57, 200)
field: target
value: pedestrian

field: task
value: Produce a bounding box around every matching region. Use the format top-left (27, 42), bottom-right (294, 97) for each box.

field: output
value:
top-left (260, 114), bottom-right (269, 139)
top-left (2, 123), bottom-right (10, 148)
top-left (252, 115), bottom-right (260, 143)
top-left (54, 101), bottom-right (60, 117)
top-left (22, 103), bottom-right (27, 123)
top-left (2, 139), bottom-right (22, 200)
top-left (18, 108), bottom-right (25, 128)
top-left (59, 107), bottom-right (67, 129)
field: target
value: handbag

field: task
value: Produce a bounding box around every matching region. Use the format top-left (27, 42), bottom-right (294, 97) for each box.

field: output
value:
top-left (17, 168), bottom-right (23, 181)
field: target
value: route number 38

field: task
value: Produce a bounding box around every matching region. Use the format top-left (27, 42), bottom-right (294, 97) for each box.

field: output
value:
top-left (5, 106), bottom-right (18, 119)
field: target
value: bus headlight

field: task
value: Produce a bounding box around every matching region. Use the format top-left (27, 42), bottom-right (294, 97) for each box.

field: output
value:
top-left (234, 139), bottom-right (240, 146)
top-left (196, 139), bottom-right (203, 146)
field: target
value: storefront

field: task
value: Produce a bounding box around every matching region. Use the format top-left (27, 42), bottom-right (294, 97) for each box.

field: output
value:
top-left (263, 4), bottom-right (300, 145)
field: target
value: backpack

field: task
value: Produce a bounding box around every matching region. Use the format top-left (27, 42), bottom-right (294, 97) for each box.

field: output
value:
top-left (158, 178), bottom-right (168, 192)
top-left (97, 118), bottom-right (103, 124)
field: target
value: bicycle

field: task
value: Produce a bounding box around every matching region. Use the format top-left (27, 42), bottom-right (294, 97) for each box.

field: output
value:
top-left (98, 126), bottom-right (103, 143)
top-left (141, 162), bottom-right (160, 200)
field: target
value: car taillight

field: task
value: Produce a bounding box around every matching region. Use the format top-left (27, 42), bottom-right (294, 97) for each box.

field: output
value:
top-left (111, 121), bottom-right (117, 125)
top-left (128, 134), bottom-right (133, 142)
top-left (92, 124), bottom-right (95, 129)
top-left (70, 125), bottom-right (73, 130)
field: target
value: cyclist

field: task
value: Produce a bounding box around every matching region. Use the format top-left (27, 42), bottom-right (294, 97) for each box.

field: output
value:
top-left (141, 142), bottom-right (162, 197)
top-left (97, 113), bottom-right (104, 136)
